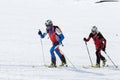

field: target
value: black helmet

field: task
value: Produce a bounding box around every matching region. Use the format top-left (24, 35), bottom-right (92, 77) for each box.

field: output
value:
top-left (45, 19), bottom-right (53, 26)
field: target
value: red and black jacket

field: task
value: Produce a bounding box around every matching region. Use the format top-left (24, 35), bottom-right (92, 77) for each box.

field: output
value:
top-left (86, 32), bottom-right (106, 50)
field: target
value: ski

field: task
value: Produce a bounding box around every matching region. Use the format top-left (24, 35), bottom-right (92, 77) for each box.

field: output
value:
top-left (43, 64), bottom-right (68, 68)
top-left (82, 65), bottom-right (93, 69)
top-left (82, 65), bottom-right (109, 69)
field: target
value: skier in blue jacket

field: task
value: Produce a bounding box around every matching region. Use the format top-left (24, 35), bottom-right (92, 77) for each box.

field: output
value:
top-left (38, 20), bottom-right (67, 68)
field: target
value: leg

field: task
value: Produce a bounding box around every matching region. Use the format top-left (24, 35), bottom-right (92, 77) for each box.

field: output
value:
top-left (100, 54), bottom-right (105, 61)
top-left (99, 51), bottom-right (106, 67)
top-left (55, 47), bottom-right (66, 64)
top-left (95, 49), bottom-right (101, 67)
top-left (50, 45), bottom-right (56, 67)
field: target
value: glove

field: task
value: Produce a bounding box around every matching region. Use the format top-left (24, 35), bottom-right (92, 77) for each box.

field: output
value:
top-left (38, 30), bottom-right (42, 35)
top-left (54, 41), bottom-right (59, 46)
top-left (102, 45), bottom-right (106, 51)
top-left (83, 38), bottom-right (87, 41)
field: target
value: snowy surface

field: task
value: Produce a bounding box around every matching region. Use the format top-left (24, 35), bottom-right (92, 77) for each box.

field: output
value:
top-left (0, 0), bottom-right (120, 80)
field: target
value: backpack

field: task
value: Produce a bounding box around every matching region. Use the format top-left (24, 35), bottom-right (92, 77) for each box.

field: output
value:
top-left (54, 26), bottom-right (62, 35)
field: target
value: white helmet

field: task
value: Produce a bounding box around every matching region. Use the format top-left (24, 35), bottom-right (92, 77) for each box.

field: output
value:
top-left (91, 26), bottom-right (98, 32)
top-left (45, 19), bottom-right (53, 26)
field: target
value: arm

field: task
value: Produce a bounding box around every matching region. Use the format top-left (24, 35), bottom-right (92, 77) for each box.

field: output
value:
top-left (84, 33), bottom-right (92, 42)
top-left (99, 32), bottom-right (106, 45)
top-left (55, 28), bottom-right (64, 43)
top-left (102, 38), bottom-right (106, 51)
top-left (58, 33), bottom-right (64, 43)
top-left (99, 32), bottom-right (106, 51)
top-left (102, 37), bottom-right (106, 45)
top-left (53, 27), bottom-right (64, 46)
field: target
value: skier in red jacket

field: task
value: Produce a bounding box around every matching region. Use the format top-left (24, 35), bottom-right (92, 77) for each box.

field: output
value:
top-left (84, 26), bottom-right (107, 67)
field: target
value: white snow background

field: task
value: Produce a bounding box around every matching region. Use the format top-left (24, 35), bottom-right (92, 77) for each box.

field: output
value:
top-left (0, 0), bottom-right (120, 80)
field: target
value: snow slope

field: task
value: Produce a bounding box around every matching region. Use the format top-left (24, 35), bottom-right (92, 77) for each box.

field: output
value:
top-left (0, 0), bottom-right (120, 80)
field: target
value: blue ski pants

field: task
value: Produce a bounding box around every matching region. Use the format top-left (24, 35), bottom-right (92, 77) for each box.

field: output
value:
top-left (50, 45), bottom-right (62, 59)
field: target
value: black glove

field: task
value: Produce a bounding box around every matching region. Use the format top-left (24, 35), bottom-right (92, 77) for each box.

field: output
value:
top-left (38, 30), bottom-right (42, 35)
top-left (54, 41), bottom-right (59, 46)
top-left (102, 45), bottom-right (106, 51)
top-left (83, 38), bottom-right (87, 41)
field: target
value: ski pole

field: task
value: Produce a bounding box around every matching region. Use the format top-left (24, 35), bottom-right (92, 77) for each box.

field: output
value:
top-left (65, 54), bottom-right (77, 69)
top-left (60, 50), bottom-right (77, 70)
top-left (104, 51), bottom-right (118, 68)
top-left (40, 38), bottom-right (45, 65)
top-left (84, 41), bottom-right (93, 66)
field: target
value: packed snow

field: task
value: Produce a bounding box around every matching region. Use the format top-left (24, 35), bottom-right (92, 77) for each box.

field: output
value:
top-left (0, 0), bottom-right (120, 80)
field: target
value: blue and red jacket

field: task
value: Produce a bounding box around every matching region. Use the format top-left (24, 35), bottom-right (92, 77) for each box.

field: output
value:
top-left (40, 26), bottom-right (64, 45)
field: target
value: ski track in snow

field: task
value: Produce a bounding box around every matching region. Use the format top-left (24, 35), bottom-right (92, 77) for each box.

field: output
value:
top-left (0, 64), bottom-right (120, 80)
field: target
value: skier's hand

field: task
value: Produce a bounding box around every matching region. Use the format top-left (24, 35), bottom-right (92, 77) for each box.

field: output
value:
top-left (83, 38), bottom-right (87, 42)
top-left (54, 41), bottom-right (59, 46)
top-left (102, 45), bottom-right (106, 51)
top-left (38, 30), bottom-right (42, 35)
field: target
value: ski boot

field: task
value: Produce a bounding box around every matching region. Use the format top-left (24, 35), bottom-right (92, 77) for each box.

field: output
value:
top-left (102, 59), bottom-right (107, 67)
top-left (48, 63), bottom-right (57, 68)
top-left (59, 62), bottom-right (68, 67)
top-left (48, 58), bottom-right (57, 68)
top-left (60, 55), bottom-right (67, 67)
top-left (93, 63), bottom-right (100, 68)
